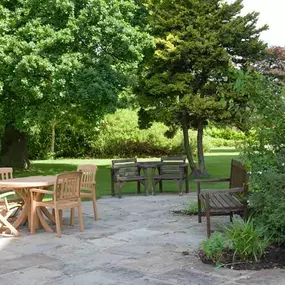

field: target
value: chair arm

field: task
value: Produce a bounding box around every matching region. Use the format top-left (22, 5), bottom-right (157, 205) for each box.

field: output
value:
top-left (194, 178), bottom-right (230, 184)
top-left (0, 191), bottom-right (16, 199)
top-left (30, 188), bottom-right (54, 194)
top-left (200, 187), bottom-right (244, 195)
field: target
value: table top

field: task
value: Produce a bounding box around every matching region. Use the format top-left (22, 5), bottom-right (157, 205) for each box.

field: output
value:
top-left (0, 175), bottom-right (57, 189)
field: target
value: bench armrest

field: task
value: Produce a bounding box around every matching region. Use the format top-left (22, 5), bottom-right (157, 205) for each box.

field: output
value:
top-left (195, 178), bottom-right (230, 184)
top-left (200, 187), bottom-right (244, 195)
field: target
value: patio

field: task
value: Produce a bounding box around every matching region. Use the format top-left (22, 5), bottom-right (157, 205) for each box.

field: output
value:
top-left (0, 194), bottom-right (284, 285)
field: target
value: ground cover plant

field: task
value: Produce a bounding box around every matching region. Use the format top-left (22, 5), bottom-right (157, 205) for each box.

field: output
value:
top-left (199, 218), bottom-right (272, 270)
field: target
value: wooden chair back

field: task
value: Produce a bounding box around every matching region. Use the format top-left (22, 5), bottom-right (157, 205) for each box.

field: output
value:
top-left (54, 172), bottom-right (82, 201)
top-left (229, 160), bottom-right (249, 194)
top-left (160, 156), bottom-right (186, 176)
top-left (77, 164), bottom-right (97, 191)
top-left (0, 168), bottom-right (13, 180)
top-left (112, 158), bottom-right (138, 177)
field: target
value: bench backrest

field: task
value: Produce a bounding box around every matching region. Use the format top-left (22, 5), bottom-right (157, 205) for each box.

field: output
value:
top-left (112, 158), bottom-right (138, 177)
top-left (229, 160), bottom-right (249, 194)
top-left (160, 156), bottom-right (186, 176)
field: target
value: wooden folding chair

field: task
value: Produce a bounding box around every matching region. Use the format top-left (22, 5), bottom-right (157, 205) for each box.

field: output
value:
top-left (0, 191), bottom-right (20, 236)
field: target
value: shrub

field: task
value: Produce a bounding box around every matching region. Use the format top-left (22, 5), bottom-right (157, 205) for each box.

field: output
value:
top-left (206, 126), bottom-right (245, 141)
top-left (200, 232), bottom-right (231, 265)
top-left (224, 218), bottom-right (269, 262)
top-left (27, 109), bottom-right (213, 159)
top-left (249, 167), bottom-right (285, 244)
top-left (91, 109), bottom-right (212, 158)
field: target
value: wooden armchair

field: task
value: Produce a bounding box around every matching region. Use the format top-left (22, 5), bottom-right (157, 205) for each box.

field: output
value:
top-left (30, 171), bottom-right (84, 237)
top-left (75, 164), bottom-right (98, 221)
top-left (195, 159), bottom-right (249, 237)
top-left (152, 156), bottom-right (189, 195)
top-left (111, 158), bottom-right (148, 198)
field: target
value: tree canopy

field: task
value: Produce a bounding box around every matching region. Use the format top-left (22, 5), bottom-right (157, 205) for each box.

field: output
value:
top-left (0, 0), bottom-right (153, 167)
top-left (136, 0), bottom-right (267, 176)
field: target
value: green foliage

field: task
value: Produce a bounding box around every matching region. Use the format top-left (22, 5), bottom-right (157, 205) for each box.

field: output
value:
top-left (249, 168), bottom-right (285, 244)
top-left (224, 218), bottom-right (269, 262)
top-left (136, 0), bottom-right (267, 173)
top-left (237, 70), bottom-right (285, 243)
top-left (27, 109), bottom-right (214, 159)
top-left (206, 127), bottom-right (245, 141)
top-left (0, 0), bottom-right (153, 167)
top-left (201, 218), bottom-right (269, 265)
top-left (200, 232), bottom-right (230, 265)
top-left (183, 201), bottom-right (202, 215)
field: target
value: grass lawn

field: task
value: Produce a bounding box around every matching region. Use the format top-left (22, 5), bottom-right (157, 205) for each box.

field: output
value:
top-left (14, 147), bottom-right (239, 199)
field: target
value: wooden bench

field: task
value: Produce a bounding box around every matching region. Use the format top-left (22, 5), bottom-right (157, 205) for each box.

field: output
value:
top-left (195, 159), bottom-right (248, 237)
top-left (111, 158), bottom-right (148, 198)
top-left (152, 156), bottom-right (189, 195)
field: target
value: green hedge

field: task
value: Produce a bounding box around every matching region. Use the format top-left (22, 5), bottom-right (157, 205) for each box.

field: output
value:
top-left (28, 109), bottom-right (243, 159)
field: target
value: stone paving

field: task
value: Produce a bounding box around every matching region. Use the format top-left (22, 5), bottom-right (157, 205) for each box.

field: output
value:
top-left (0, 194), bottom-right (284, 285)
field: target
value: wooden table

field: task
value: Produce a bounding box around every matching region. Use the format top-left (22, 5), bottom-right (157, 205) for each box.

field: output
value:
top-left (0, 176), bottom-right (57, 234)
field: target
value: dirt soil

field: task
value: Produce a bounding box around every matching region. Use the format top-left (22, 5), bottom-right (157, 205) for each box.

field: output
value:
top-left (199, 245), bottom-right (285, 270)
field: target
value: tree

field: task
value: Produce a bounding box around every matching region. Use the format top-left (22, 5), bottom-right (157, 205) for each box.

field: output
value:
top-left (136, 0), bottom-right (267, 176)
top-left (0, 0), bottom-right (153, 168)
top-left (253, 46), bottom-right (285, 86)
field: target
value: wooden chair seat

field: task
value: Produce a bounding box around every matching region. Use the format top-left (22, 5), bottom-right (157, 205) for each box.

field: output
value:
top-left (195, 160), bottom-right (249, 237)
top-left (117, 175), bottom-right (147, 182)
top-left (153, 174), bottom-right (183, 180)
top-left (36, 199), bottom-right (79, 209)
top-left (200, 191), bottom-right (244, 211)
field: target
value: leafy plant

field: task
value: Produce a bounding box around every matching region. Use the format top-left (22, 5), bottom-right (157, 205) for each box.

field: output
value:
top-left (249, 168), bottom-right (285, 244)
top-left (200, 232), bottom-right (231, 265)
top-left (183, 201), bottom-right (203, 215)
top-left (224, 218), bottom-right (269, 262)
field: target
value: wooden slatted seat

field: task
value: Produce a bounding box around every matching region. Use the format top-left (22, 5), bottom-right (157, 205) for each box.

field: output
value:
top-left (152, 157), bottom-right (189, 195)
top-left (195, 160), bottom-right (248, 237)
top-left (111, 159), bottom-right (148, 198)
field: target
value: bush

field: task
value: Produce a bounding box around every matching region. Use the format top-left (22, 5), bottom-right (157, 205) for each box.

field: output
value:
top-left (200, 232), bottom-right (230, 264)
top-left (27, 109), bottom-right (213, 159)
top-left (91, 109), bottom-right (212, 158)
top-left (206, 126), bottom-right (245, 141)
top-left (249, 167), bottom-right (285, 244)
top-left (224, 218), bottom-right (269, 262)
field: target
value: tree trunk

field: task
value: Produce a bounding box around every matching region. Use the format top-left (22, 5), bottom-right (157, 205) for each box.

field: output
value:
top-left (197, 120), bottom-right (208, 176)
top-left (181, 116), bottom-right (200, 177)
top-left (0, 124), bottom-right (30, 169)
top-left (51, 122), bottom-right (56, 158)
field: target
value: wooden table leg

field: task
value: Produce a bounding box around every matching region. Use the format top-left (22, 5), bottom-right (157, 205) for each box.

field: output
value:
top-left (12, 188), bottom-right (30, 229)
top-left (36, 207), bottom-right (53, 233)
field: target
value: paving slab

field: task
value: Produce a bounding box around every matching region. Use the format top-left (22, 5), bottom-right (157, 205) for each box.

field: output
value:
top-left (0, 194), bottom-right (284, 284)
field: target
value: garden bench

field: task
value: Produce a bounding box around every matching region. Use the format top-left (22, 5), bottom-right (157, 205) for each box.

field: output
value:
top-left (111, 158), bottom-right (148, 198)
top-left (152, 156), bottom-right (189, 195)
top-left (195, 159), bottom-right (248, 237)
